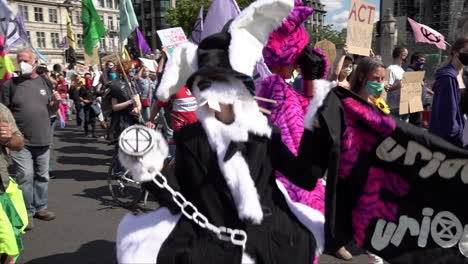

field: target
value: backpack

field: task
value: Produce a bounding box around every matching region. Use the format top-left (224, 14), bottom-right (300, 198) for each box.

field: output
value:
top-left (101, 85), bottom-right (113, 118)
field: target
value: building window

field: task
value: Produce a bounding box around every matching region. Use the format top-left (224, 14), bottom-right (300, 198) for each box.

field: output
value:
top-left (76, 34), bottom-right (83, 49)
top-left (115, 0), bottom-right (119, 9)
top-left (19, 5), bottom-right (29, 21)
top-left (36, 32), bottom-right (46, 48)
top-left (75, 11), bottom-right (82, 24)
top-left (26, 31), bottom-right (30, 41)
top-left (98, 0), bottom-right (105, 7)
top-left (34, 7), bottom-right (43, 22)
top-left (106, 0), bottom-right (113, 9)
top-left (51, 33), bottom-right (60, 48)
top-left (100, 38), bottom-right (106, 51)
top-left (49, 9), bottom-right (58, 23)
top-left (108, 16), bottom-right (114, 30)
top-left (160, 1), bottom-right (170, 8)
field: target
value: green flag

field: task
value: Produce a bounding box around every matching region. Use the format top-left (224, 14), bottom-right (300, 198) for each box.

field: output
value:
top-left (82, 0), bottom-right (106, 56)
top-left (119, 0), bottom-right (139, 42)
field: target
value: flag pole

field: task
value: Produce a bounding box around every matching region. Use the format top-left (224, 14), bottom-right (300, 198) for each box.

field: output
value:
top-left (114, 46), bottom-right (135, 95)
top-left (112, 40), bottom-right (144, 121)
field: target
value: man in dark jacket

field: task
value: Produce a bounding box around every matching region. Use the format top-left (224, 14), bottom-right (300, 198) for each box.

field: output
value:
top-left (429, 62), bottom-right (465, 146)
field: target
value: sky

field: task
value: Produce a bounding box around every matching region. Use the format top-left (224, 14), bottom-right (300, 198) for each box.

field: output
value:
top-left (324, 0), bottom-right (381, 31)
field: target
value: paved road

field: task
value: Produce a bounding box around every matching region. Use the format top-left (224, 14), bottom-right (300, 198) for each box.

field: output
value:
top-left (18, 125), bottom-right (370, 264)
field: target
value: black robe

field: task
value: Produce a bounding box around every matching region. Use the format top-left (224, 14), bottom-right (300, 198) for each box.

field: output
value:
top-left (145, 122), bottom-right (319, 264)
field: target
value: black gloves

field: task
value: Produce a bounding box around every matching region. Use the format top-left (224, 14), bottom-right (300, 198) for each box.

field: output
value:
top-left (297, 46), bottom-right (327, 81)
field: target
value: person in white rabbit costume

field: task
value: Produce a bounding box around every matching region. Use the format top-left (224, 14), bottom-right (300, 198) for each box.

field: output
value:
top-left (116, 0), bottom-right (326, 263)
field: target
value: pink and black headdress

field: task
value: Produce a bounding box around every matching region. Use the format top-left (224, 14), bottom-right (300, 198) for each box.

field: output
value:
top-left (262, 0), bottom-right (329, 79)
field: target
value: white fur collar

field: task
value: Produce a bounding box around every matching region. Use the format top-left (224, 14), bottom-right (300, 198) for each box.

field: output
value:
top-left (193, 78), bottom-right (271, 224)
top-left (304, 80), bottom-right (334, 131)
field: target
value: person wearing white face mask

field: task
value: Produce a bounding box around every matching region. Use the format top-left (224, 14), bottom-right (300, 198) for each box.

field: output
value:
top-left (0, 48), bottom-right (61, 231)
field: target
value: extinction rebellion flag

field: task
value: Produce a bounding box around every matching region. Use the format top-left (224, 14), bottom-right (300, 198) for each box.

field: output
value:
top-left (316, 87), bottom-right (468, 264)
top-left (82, 0), bottom-right (106, 56)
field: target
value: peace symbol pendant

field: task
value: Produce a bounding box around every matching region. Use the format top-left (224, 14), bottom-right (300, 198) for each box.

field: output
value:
top-left (119, 125), bottom-right (155, 157)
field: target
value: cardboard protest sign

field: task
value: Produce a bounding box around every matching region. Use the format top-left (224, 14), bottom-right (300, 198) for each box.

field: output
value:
top-left (139, 57), bottom-right (158, 72)
top-left (101, 53), bottom-right (120, 65)
top-left (84, 47), bottom-right (99, 66)
top-left (315, 40), bottom-right (337, 67)
top-left (346, 0), bottom-right (377, 56)
top-left (157, 27), bottom-right (188, 55)
top-left (75, 64), bottom-right (89, 75)
top-left (379, 69), bottom-right (391, 101)
top-left (399, 71), bottom-right (425, 115)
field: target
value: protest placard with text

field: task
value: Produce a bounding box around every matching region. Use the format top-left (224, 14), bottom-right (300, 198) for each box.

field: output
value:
top-left (346, 0), bottom-right (376, 56)
top-left (157, 27), bottom-right (188, 55)
top-left (399, 71), bottom-right (425, 115)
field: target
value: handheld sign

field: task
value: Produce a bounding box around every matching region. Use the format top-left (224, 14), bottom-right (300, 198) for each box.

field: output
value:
top-left (379, 69), bottom-right (391, 101)
top-left (84, 47), bottom-right (100, 66)
top-left (399, 71), bottom-right (425, 115)
top-left (346, 0), bottom-right (377, 56)
top-left (314, 40), bottom-right (337, 67)
top-left (101, 53), bottom-right (120, 65)
top-left (139, 57), bottom-right (158, 72)
top-left (157, 27), bottom-right (188, 55)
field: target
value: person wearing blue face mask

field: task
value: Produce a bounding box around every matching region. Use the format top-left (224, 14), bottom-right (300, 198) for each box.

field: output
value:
top-left (405, 52), bottom-right (434, 127)
top-left (135, 66), bottom-right (157, 121)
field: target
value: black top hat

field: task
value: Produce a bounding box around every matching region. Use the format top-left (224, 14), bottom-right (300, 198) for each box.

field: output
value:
top-left (186, 22), bottom-right (255, 95)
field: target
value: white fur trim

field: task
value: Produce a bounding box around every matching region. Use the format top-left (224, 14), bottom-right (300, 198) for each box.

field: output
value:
top-left (118, 129), bottom-right (169, 183)
top-left (192, 78), bottom-right (272, 224)
top-left (116, 208), bottom-right (181, 264)
top-left (156, 42), bottom-right (198, 102)
top-left (304, 80), bottom-right (335, 131)
top-left (242, 252), bottom-right (256, 264)
top-left (228, 0), bottom-right (294, 76)
top-left (276, 180), bottom-right (325, 256)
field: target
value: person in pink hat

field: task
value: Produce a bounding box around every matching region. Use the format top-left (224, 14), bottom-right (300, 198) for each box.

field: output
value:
top-left (256, 0), bottom-right (355, 262)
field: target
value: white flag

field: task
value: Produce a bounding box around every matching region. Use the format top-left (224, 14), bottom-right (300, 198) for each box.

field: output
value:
top-left (0, 0), bottom-right (12, 36)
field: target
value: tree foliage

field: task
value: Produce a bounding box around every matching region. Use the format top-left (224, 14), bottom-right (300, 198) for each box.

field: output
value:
top-left (308, 25), bottom-right (347, 46)
top-left (166, 0), bottom-right (253, 35)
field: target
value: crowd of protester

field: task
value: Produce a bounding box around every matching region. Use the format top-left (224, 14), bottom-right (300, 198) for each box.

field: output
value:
top-left (1, 35), bottom-right (468, 263)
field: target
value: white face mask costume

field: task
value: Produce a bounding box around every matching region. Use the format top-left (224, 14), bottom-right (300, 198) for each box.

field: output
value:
top-left (116, 1), bottom-right (325, 263)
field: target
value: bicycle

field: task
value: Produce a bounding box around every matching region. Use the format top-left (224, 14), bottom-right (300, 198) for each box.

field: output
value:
top-left (107, 152), bottom-right (145, 208)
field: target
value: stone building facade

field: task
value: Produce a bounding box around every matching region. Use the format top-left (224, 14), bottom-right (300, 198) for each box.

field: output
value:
top-left (7, 0), bottom-right (119, 66)
top-left (303, 0), bottom-right (327, 31)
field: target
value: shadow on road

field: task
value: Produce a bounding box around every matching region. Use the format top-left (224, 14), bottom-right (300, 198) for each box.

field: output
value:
top-left (56, 156), bottom-right (111, 166)
top-left (75, 185), bottom-right (121, 208)
top-left (24, 240), bottom-right (117, 264)
top-left (52, 169), bottom-right (107, 181)
top-left (56, 146), bottom-right (113, 156)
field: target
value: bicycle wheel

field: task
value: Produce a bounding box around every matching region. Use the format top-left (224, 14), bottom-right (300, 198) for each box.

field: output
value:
top-left (107, 159), bottom-right (144, 208)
